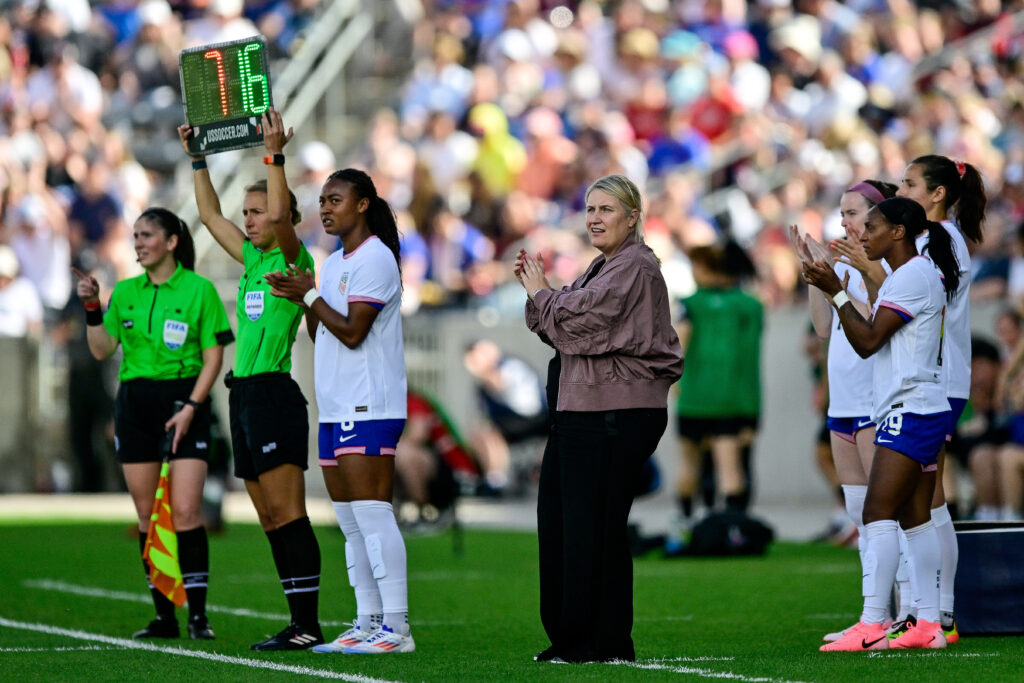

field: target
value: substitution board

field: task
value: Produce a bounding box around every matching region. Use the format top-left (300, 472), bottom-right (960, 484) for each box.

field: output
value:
top-left (179, 35), bottom-right (274, 155)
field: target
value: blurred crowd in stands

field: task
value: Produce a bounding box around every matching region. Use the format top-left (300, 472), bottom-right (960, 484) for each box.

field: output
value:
top-left (2, 0), bottom-right (1024, 511)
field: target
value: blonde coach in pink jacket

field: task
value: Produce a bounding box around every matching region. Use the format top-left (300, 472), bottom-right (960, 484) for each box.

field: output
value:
top-left (515, 174), bottom-right (683, 664)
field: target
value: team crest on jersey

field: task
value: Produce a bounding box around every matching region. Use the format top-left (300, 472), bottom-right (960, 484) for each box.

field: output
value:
top-left (245, 291), bottom-right (265, 321)
top-left (338, 273), bottom-right (349, 295)
top-left (163, 320), bottom-right (188, 350)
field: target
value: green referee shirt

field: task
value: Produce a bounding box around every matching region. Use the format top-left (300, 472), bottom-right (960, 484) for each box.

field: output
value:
top-left (104, 263), bottom-right (234, 381)
top-left (233, 240), bottom-right (313, 377)
top-left (675, 286), bottom-right (763, 418)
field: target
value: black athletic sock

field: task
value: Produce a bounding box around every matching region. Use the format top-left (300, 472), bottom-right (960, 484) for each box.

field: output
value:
top-left (278, 516), bottom-right (321, 632)
top-left (177, 526), bottom-right (209, 621)
top-left (677, 496), bottom-right (693, 519)
top-left (265, 526), bottom-right (299, 620)
top-left (139, 532), bottom-right (176, 620)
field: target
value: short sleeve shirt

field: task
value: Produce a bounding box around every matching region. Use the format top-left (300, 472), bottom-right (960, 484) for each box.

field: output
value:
top-left (103, 263), bottom-right (234, 381)
top-left (314, 236), bottom-right (407, 422)
top-left (871, 256), bottom-right (949, 422)
top-left (916, 220), bottom-right (971, 400)
top-left (234, 240), bottom-right (314, 377)
top-left (827, 262), bottom-right (875, 417)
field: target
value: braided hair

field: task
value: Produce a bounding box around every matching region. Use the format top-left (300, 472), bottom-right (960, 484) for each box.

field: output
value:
top-left (326, 168), bottom-right (402, 273)
top-left (139, 207), bottom-right (195, 270)
top-left (910, 155), bottom-right (986, 244)
top-left (874, 197), bottom-right (960, 301)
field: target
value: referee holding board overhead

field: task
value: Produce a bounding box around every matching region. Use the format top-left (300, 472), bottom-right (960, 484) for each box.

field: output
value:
top-left (73, 207), bottom-right (233, 641)
top-left (178, 108), bottom-right (325, 650)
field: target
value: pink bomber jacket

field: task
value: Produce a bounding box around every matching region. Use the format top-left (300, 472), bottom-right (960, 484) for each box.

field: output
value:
top-left (525, 234), bottom-right (684, 412)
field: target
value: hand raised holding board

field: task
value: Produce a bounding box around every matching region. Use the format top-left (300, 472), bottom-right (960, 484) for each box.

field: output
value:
top-left (179, 35), bottom-right (274, 155)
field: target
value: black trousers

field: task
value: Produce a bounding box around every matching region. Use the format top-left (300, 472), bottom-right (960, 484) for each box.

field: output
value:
top-left (537, 407), bottom-right (668, 662)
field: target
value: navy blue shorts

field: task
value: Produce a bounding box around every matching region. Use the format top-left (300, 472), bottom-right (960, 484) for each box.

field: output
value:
top-left (826, 415), bottom-right (875, 443)
top-left (318, 419), bottom-right (406, 466)
top-left (945, 397), bottom-right (968, 440)
top-left (875, 411), bottom-right (949, 469)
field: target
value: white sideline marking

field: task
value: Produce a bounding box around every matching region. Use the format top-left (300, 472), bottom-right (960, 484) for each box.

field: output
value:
top-left (620, 659), bottom-right (812, 683)
top-left (655, 657), bottom-right (737, 662)
top-left (0, 651), bottom-right (124, 655)
top-left (24, 579), bottom-right (294, 621)
top-left (0, 616), bottom-right (401, 683)
top-left (24, 578), bottom-right (460, 627)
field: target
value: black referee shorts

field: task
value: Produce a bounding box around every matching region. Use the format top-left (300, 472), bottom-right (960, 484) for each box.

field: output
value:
top-left (228, 372), bottom-right (309, 481)
top-left (114, 378), bottom-right (212, 463)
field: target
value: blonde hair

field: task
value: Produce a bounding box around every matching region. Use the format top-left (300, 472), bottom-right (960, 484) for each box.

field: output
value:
top-left (585, 174), bottom-right (644, 241)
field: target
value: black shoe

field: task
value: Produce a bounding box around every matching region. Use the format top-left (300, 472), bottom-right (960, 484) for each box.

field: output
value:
top-left (188, 616), bottom-right (216, 640)
top-left (133, 617), bottom-right (179, 639)
top-left (250, 623), bottom-right (324, 651)
top-left (534, 646), bottom-right (560, 662)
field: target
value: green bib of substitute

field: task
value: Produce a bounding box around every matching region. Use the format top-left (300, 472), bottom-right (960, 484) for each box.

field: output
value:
top-left (233, 240), bottom-right (313, 377)
top-left (675, 287), bottom-right (763, 418)
top-left (104, 263), bottom-right (233, 381)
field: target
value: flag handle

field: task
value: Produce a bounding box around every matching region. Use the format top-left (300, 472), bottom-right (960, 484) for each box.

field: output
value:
top-left (141, 401), bottom-right (187, 607)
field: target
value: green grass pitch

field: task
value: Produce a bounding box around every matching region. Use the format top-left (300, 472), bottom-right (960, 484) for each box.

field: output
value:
top-left (0, 520), bottom-right (1021, 681)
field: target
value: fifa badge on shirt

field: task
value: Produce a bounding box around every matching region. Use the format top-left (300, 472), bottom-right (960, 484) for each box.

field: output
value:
top-left (163, 320), bottom-right (189, 350)
top-left (245, 291), bottom-right (265, 321)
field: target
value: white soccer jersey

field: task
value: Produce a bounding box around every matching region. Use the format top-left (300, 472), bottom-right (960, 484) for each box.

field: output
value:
top-left (827, 263), bottom-right (875, 417)
top-left (314, 236), bottom-right (407, 422)
top-left (916, 220), bottom-right (971, 399)
top-left (870, 255), bottom-right (950, 423)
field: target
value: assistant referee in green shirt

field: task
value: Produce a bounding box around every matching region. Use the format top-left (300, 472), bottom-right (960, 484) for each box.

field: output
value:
top-left (180, 108), bottom-right (324, 650)
top-left (73, 207), bottom-right (233, 641)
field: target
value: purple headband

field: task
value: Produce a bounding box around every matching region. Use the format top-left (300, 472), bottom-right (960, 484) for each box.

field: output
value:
top-left (846, 182), bottom-right (887, 206)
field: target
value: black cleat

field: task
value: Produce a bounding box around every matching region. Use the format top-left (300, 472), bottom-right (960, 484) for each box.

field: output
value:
top-left (534, 646), bottom-right (560, 662)
top-left (188, 616), bottom-right (216, 640)
top-left (133, 617), bottom-right (180, 639)
top-left (250, 623), bottom-right (324, 651)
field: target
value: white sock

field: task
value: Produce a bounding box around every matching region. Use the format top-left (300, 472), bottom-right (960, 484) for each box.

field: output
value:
top-left (903, 519), bottom-right (941, 624)
top-left (860, 519), bottom-right (900, 624)
top-left (842, 484), bottom-right (868, 557)
top-left (333, 501), bottom-right (382, 631)
top-left (351, 500), bottom-right (410, 635)
top-left (895, 528), bottom-right (913, 620)
top-left (931, 504), bottom-right (958, 616)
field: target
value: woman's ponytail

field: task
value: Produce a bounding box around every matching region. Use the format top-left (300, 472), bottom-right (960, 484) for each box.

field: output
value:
top-left (876, 197), bottom-right (960, 301)
top-left (139, 207), bottom-right (195, 270)
top-left (920, 219), bottom-right (961, 301)
top-left (910, 154), bottom-right (986, 244)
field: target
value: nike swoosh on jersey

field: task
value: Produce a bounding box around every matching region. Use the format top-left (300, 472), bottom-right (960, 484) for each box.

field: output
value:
top-left (877, 437), bottom-right (893, 443)
top-left (338, 434), bottom-right (358, 443)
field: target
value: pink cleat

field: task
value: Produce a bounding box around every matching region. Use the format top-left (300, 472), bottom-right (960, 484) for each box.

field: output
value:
top-left (890, 619), bottom-right (946, 649)
top-left (824, 618), bottom-right (892, 643)
top-left (820, 621), bottom-right (889, 652)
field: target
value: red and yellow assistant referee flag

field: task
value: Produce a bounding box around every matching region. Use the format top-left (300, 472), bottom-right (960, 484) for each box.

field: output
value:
top-left (143, 460), bottom-right (186, 607)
